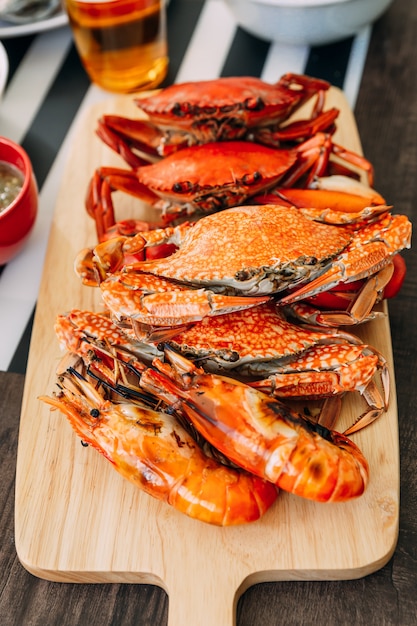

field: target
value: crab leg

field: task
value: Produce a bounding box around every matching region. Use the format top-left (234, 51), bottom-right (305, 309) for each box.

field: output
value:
top-left (86, 167), bottom-right (164, 242)
top-left (283, 262), bottom-right (394, 327)
top-left (257, 107), bottom-right (339, 144)
top-left (284, 298), bottom-right (385, 328)
top-left (250, 342), bottom-right (389, 428)
top-left (280, 133), bottom-right (375, 188)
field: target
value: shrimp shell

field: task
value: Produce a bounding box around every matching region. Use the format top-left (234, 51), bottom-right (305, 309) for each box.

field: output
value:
top-left (40, 368), bottom-right (278, 526)
top-left (139, 349), bottom-right (369, 503)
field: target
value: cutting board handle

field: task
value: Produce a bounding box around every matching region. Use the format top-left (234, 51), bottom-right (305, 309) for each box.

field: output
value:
top-left (166, 568), bottom-right (242, 626)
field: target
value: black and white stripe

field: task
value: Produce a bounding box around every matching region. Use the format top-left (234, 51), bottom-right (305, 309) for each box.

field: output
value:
top-left (0, 0), bottom-right (372, 373)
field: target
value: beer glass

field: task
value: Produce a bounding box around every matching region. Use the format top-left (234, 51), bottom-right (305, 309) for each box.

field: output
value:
top-left (65, 0), bottom-right (169, 93)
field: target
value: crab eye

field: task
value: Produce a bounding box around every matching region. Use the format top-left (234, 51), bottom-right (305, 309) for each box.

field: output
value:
top-left (242, 171), bottom-right (262, 185)
top-left (172, 102), bottom-right (185, 117)
top-left (244, 97), bottom-right (265, 112)
top-left (303, 256), bottom-right (319, 266)
top-left (202, 106), bottom-right (217, 115)
top-left (172, 181), bottom-right (193, 193)
top-left (220, 104), bottom-right (235, 113)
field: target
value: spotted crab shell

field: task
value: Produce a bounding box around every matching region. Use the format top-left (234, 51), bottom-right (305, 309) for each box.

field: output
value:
top-left (128, 204), bottom-right (352, 295)
top-left (164, 302), bottom-right (332, 370)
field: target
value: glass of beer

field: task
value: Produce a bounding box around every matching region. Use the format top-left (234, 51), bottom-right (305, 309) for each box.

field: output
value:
top-left (65, 0), bottom-right (169, 93)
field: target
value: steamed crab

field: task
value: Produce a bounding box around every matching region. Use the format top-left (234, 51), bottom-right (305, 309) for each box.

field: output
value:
top-left (134, 303), bottom-right (389, 432)
top-left (55, 305), bottom-right (389, 437)
top-left (87, 134), bottom-right (375, 242)
top-left (76, 203), bottom-right (411, 328)
top-left (96, 73), bottom-right (338, 165)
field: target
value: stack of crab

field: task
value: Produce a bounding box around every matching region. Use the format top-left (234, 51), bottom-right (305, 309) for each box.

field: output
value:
top-left (42, 74), bottom-right (412, 526)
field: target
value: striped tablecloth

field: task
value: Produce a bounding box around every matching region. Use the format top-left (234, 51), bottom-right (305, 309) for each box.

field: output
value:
top-left (0, 0), bottom-right (372, 374)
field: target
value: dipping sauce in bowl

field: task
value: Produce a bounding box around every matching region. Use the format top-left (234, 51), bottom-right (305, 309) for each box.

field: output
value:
top-left (0, 162), bottom-right (24, 212)
top-left (0, 137), bottom-right (38, 265)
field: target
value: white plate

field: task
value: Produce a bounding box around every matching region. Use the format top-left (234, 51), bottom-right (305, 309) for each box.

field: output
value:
top-left (0, 10), bottom-right (67, 38)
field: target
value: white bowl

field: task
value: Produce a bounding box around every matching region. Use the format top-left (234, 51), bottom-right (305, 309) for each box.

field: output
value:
top-left (0, 40), bottom-right (9, 98)
top-left (223, 0), bottom-right (394, 46)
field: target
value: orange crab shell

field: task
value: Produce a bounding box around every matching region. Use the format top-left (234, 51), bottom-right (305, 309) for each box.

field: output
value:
top-left (134, 74), bottom-right (331, 131)
top-left (127, 204), bottom-right (353, 294)
top-left (136, 141), bottom-right (298, 204)
top-left (164, 302), bottom-right (330, 366)
top-left (153, 304), bottom-right (388, 410)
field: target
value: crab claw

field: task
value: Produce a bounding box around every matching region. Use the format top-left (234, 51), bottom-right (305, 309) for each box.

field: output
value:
top-left (96, 118), bottom-right (158, 168)
top-left (251, 341), bottom-right (390, 434)
top-left (74, 224), bottom-right (188, 286)
top-left (283, 264), bottom-right (394, 327)
top-left (257, 174), bottom-right (388, 226)
top-left (343, 377), bottom-right (390, 436)
top-left (269, 107), bottom-right (339, 143)
top-left (100, 272), bottom-right (271, 327)
top-left (279, 213), bottom-right (412, 309)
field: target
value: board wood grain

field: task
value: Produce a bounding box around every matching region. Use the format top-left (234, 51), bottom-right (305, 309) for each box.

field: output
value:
top-left (14, 88), bottom-right (399, 626)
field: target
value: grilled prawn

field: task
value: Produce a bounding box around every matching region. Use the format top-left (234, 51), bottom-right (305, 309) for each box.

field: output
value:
top-left (139, 348), bottom-right (370, 503)
top-left (40, 366), bottom-right (278, 526)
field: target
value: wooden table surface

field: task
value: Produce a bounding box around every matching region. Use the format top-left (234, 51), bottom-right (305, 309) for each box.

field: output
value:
top-left (1, 0), bottom-right (417, 624)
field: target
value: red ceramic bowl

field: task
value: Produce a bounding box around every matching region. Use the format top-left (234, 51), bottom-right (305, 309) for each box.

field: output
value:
top-left (0, 137), bottom-right (38, 265)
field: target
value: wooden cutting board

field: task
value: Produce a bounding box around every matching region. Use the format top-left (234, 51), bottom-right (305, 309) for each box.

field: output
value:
top-left (15, 88), bottom-right (399, 626)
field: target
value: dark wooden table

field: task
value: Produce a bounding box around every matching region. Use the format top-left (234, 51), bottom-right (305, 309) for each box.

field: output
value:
top-left (1, 0), bottom-right (417, 624)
